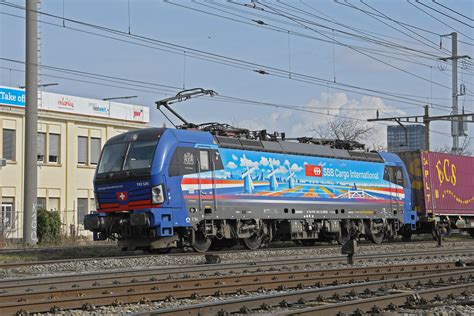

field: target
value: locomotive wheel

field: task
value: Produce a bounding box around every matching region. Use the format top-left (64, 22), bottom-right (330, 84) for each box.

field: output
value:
top-left (243, 234), bottom-right (262, 250)
top-left (369, 231), bottom-right (384, 244)
top-left (192, 231), bottom-right (212, 253)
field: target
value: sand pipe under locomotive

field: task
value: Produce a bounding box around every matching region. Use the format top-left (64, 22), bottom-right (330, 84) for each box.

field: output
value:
top-left (84, 92), bottom-right (417, 252)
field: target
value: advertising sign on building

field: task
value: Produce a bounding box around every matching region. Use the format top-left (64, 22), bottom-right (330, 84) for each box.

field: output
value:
top-left (0, 86), bottom-right (149, 123)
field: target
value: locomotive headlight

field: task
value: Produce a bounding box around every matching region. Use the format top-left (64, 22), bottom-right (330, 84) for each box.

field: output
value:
top-left (152, 184), bottom-right (165, 204)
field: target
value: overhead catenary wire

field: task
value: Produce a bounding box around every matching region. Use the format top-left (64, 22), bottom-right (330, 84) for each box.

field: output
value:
top-left (415, 0), bottom-right (473, 29)
top-left (168, 0), bottom-right (452, 64)
top-left (0, 3), bottom-right (460, 111)
top-left (0, 65), bottom-right (457, 139)
top-left (1, 58), bottom-right (446, 112)
top-left (432, 0), bottom-right (474, 22)
top-left (251, 1), bottom-right (453, 91)
top-left (334, 0), bottom-right (474, 48)
top-left (407, 0), bottom-right (474, 41)
top-left (0, 1), bottom-right (468, 139)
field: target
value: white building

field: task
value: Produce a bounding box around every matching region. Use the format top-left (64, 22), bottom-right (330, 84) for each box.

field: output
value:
top-left (0, 86), bottom-right (150, 240)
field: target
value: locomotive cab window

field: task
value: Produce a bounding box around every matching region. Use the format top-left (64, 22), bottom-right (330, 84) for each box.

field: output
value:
top-left (199, 150), bottom-right (210, 171)
top-left (395, 168), bottom-right (404, 187)
top-left (384, 166), bottom-right (405, 187)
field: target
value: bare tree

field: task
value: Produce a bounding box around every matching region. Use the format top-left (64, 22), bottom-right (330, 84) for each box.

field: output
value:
top-left (314, 117), bottom-right (373, 143)
top-left (436, 137), bottom-right (472, 156)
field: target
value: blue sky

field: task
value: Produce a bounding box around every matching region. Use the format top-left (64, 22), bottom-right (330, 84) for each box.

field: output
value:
top-left (1, 0), bottom-right (473, 151)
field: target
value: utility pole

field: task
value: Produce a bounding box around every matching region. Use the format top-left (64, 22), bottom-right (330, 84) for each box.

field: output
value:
top-left (424, 105), bottom-right (430, 151)
top-left (24, 0), bottom-right (38, 246)
top-left (368, 110), bottom-right (474, 152)
top-left (440, 32), bottom-right (471, 154)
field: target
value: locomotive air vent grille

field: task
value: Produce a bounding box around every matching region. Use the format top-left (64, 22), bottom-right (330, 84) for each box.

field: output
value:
top-left (239, 139), bottom-right (264, 148)
top-left (215, 136), bottom-right (242, 147)
top-left (348, 151), bottom-right (367, 159)
top-left (365, 152), bottom-right (383, 161)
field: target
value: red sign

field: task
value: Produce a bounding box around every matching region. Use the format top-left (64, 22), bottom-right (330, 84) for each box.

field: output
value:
top-left (305, 165), bottom-right (322, 177)
top-left (421, 152), bottom-right (474, 214)
top-left (116, 191), bottom-right (129, 201)
top-left (133, 110), bottom-right (143, 118)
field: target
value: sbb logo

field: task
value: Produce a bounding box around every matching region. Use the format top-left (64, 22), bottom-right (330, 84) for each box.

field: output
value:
top-left (305, 165), bottom-right (322, 177)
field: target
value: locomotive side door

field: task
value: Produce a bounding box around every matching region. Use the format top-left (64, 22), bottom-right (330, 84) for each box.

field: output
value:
top-left (197, 149), bottom-right (216, 216)
top-left (384, 166), bottom-right (401, 213)
top-left (392, 166), bottom-right (404, 213)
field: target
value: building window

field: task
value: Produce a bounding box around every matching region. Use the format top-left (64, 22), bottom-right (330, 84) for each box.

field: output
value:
top-left (90, 138), bottom-right (101, 165)
top-left (48, 197), bottom-right (60, 212)
top-left (49, 133), bottom-right (60, 163)
top-left (2, 129), bottom-right (15, 161)
top-left (37, 197), bottom-right (46, 210)
top-left (37, 132), bottom-right (46, 163)
top-left (77, 198), bottom-right (88, 225)
top-left (78, 136), bottom-right (88, 164)
top-left (78, 136), bottom-right (102, 165)
top-left (1, 197), bottom-right (15, 231)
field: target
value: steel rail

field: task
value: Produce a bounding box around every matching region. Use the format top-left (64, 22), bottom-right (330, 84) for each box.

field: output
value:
top-left (146, 271), bottom-right (474, 315)
top-left (0, 261), bottom-right (459, 296)
top-left (1, 247), bottom-right (472, 289)
top-left (0, 264), bottom-right (470, 315)
top-left (0, 238), bottom-right (459, 269)
top-left (275, 283), bottom-right (474, 315)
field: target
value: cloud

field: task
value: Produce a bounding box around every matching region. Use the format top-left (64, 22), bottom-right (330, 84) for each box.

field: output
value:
top-left (260, 157), bottom-right (269, 166)
top-left (232, 154), bottom-right (238, 161)
top-left (290, 163), bottom-right (303, 172)
top-left (237, 92), bottom-right (406, 150)
top-left (240, 156), bottom-right (259, 169)
top-left (277, 165), bottom-right (288, 174)
top-left (269, 158), bottom-right (281, 166)
top-left (226, 161), bottom-right (237, 169)
top-left (284, 159), bottom-right (290, 166)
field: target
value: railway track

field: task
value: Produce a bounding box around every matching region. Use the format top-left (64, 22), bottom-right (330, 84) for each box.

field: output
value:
top-left (0, 248), bottom-right (473, 315)
top-left (149, 271), bottom-right (474, 316)
top-left (0, 238), bottom-right (464, 269)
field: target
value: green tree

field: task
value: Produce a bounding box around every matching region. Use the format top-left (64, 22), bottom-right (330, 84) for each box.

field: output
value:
top-left (37, 208), bottom-right (62, 244)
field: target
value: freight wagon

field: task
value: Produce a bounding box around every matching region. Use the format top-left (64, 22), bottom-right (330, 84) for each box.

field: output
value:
top-left (398, 151), bottom-right (474, 238)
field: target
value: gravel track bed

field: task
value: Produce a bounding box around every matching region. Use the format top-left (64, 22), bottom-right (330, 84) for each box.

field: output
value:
top-left (30, 254), bottom-right (474, 315)
top-left (2, 240), bottom-right (474, 279)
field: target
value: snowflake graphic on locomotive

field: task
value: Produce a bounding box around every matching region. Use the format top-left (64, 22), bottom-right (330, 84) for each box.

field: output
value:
top-left (84, 121), bottom-right (418, 252)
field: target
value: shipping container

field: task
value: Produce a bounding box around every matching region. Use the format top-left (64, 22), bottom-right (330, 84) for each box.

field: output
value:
top-left (398, 151), bottom-right (474, 217)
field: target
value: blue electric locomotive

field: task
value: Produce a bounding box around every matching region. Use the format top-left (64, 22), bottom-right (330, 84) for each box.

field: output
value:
top-left (84, 127), bottom-right (417, 252)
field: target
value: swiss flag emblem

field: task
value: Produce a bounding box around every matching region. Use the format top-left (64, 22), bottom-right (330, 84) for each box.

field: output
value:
top-left (305, 165), bottom-right (322, 177)
top-left (116, 191), bottom-right (129, 201)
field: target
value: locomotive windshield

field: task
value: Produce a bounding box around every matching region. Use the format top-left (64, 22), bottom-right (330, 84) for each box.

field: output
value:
top-left (96, 139), bottom-right (158, 176)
